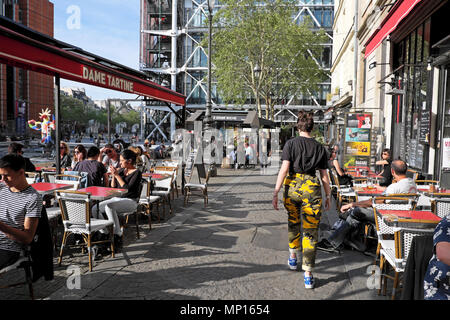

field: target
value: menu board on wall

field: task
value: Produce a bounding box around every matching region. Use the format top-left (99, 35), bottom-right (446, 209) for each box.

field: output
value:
top-left (344, 113), bottom-right (372, 168)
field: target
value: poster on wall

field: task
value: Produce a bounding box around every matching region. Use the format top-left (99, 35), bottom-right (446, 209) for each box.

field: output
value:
top-left (345, 141), bottom-right (371, 156)
top-left (344, 155), bottom-right (370, 169)
top-left (346, 113), bottom-right (372, 129)
top-left (443, 138), bottom-right (450, 169)
top-left (345, 128), bottom-right (370, 142)
top-left (344, 112), bottom-right (372, 168)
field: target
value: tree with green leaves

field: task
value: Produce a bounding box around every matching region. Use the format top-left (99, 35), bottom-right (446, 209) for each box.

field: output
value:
top-left (209, 0), bottom-right (328, 120)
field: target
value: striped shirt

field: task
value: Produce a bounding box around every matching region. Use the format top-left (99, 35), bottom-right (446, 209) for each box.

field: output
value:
top-left (0, 183), bottom-right (42, 252)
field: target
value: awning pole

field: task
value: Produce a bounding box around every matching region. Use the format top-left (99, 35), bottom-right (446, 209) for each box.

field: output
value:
top-left (55, 75), bottom-right (61, 174)
top-left (107, 99), bottom-right (111, 144)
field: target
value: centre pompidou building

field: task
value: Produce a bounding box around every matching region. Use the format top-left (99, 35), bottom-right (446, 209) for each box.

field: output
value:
top-left (140, 0), bottom-right (333, 141)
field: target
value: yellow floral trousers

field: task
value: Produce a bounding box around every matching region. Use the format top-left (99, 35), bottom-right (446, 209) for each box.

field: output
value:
top-left (283, 173), bottom-right (323, 272)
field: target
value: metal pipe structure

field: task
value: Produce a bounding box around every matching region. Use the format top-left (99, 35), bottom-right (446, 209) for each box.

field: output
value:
top-left (353, 0), bottom-right (358, 111)
top-left (204, 0), bottom-right (214, 130)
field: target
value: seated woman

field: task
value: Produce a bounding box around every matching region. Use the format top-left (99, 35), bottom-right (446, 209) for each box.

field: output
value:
top-left (328, 147), bottom-right (353, 186)
top-left (92, 149), bottom-right (142, 248)
top-left (375, 148), bottom-right (393, 187)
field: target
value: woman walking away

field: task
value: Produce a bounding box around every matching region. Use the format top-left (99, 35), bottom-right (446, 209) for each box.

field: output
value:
top-left (272, 111), bottom-right (331, 289)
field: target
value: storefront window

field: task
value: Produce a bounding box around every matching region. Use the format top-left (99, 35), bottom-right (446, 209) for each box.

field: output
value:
top-left (392, 18), bottom-right (433, 170)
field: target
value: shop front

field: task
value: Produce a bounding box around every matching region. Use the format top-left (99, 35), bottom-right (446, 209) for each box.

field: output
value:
top-left (365, 0), bottom-right (449, 185)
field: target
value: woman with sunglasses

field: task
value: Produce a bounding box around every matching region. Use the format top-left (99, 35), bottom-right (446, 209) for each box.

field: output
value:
top-left (92, 149), bottom-right (142, 249)
top-left (59, 141), bottom-right (72, 171)
top-left (71, 144), bottom-right (87, 170)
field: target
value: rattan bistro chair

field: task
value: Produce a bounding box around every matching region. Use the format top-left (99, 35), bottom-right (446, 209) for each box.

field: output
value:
top-left (154, 166), bottom-right (179, 199)
top-left (56, 190), bottom-right (115, 272)
top-left (431, 198), bottom-right (450, 219)
top-left (138, 179), bottom-right (162, 227)
top-left (371, 196), bottom-right (416, 267)
top-left (120, 183), bottom-right (144, 239)
top-left (184, 171), bottom-right (210, 208)
top-left (379, 227), bottom-right (434, 300)
top-left (327, 169), bottom-right (358, 211)
top-left (0, 246), bottom-right (34, 299)
top-left (151, 171), bottom-right (175, 220)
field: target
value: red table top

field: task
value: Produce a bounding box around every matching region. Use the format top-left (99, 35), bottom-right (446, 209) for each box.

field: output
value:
top-left (142, 173), bottom-right (171, 180)
top-left (31, 182), bottom-right (72, 193)
top-left (77, 186), bottom-right (126, 198)
top-left (378, 210), bottom-right (441, 222)
top-left (348, 171), bottom-right (379, 178)
top-left (35, 167), bottom-right (56, 172)
top-left (355, 187), bottom-right (384, 195)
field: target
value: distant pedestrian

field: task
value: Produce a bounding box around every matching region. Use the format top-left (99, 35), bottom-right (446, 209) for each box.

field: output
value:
top-left (8, 142), bottom-right (36, 172)
top-left (272, 111), bottom-right (331, 289)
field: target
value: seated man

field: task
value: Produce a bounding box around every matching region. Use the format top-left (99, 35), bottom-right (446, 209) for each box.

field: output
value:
top-left (318, 159), bottom-right (417, 252)
top-left (74, 146), bottom-right (108, 187)
top-left (0, 154), bottom-right (42, 269)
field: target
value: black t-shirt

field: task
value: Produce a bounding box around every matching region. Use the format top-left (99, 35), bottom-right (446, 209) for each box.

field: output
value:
top-left (379, 160), bottom-right (393, 187)
top-left (114, 168), bottom-right (142, 199)
top-left (74, 159), bottom-right (107, 187)
top-left (281, 136), bottom-right (328, 176)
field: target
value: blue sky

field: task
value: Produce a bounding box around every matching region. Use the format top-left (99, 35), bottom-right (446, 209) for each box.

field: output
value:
top-left (53, 0), bottom-right (141, 101)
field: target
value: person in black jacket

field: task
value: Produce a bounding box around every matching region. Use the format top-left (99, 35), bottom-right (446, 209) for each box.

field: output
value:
top-left (8, 142), bottom-right (36, 172)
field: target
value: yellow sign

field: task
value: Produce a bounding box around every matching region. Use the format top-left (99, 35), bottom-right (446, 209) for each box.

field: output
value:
top-left (345, 142), bottom-right (370, 156)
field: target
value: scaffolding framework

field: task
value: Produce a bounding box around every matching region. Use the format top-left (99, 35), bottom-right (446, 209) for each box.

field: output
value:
top-left (140, 0), bottom-right (334, 136)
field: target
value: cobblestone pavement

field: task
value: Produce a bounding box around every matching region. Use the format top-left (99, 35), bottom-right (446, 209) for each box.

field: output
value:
top-left (0, 167), bottom-right (386, 300)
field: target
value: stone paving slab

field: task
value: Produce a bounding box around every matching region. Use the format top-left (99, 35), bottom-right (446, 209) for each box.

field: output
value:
top-left (0, 167), bottom-right (386, 300)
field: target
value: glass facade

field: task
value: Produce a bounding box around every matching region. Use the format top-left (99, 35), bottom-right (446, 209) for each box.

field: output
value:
top-left (140, 0), bottom-right (333, 123)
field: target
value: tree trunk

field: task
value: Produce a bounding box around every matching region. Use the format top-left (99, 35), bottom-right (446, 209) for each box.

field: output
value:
top-left (256, 92), bottom-right (262, 118)
top-left (264, 96), bottom-right (270, 119)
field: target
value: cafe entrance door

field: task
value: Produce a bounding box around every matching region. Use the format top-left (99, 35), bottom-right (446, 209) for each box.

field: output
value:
top-left (436, 64), bottom-right (450, 188)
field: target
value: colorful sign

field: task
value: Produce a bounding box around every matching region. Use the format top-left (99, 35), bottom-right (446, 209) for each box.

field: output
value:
top-left (345, 128), bottom-right (370, 142)
top-left (346, 113), bottom-right (372, 129)
top-left (344, 112), bottom-right (372, 169)
top-left (28, 108), bottom-right (55, 144)
top-left (344, 156), bottom-right (370, 169)
top-left (345, 141), bottom-right (371, 156)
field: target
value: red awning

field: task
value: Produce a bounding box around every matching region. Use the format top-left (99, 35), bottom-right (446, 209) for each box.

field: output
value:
top-left (364, 0), bottom-right (422, 59)
top-left (0, 19), bottom-right (186, 106)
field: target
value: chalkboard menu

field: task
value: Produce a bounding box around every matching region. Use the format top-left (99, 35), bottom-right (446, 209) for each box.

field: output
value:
top-left (184, 149), bottom-right (198, 182)
top-left (419, 110), bottom-right (431, 144)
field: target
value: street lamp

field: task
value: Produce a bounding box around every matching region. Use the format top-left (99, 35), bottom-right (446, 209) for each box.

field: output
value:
top-left (204, 0), bottom-right (215, 131)
top-left (253, 63), bottom-right (261, 113)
